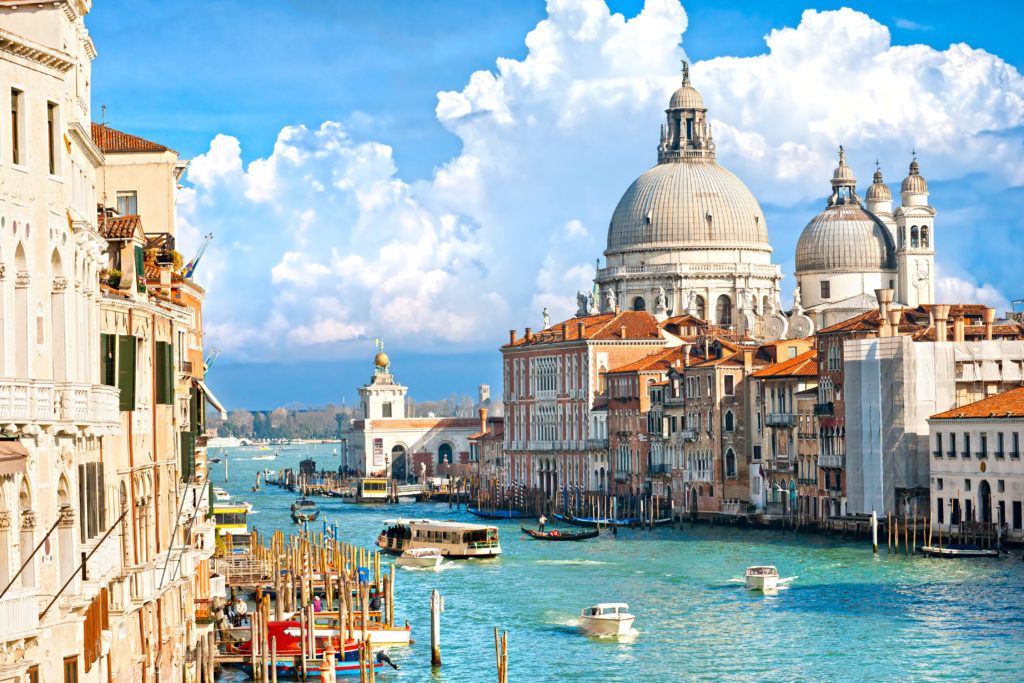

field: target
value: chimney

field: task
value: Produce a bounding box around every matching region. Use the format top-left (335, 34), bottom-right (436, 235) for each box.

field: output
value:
top-left (933, 304), bottom-right (950, 342)
top-left (479, 407), bottom-right (488, 435)
top-left (742, 347), bottom-right (753, 373)
top-left (577, 321), bottom-right (586, 338)
top-left (614, 303), bottom-right (621, 315)
top-left (561, 322), bottom-right (569, 339)
top-left (619, 325), bottom-right (627, 339)
top-left (983, 307), bottom-right (996, 341)
top-left (887, 308), bottom-right (902, 335)
top-left (875, 288), bottom-right (894, 337)
top-left (509, 329), bottom-right (517, 345)
top-left (952, 314), bottom-right (965, 343)
top-left (682, 342), bottom-right (692, 366)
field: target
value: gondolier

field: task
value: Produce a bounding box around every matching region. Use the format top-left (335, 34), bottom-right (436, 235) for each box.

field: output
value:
top-left (538, 514), bottom-right (548, 532)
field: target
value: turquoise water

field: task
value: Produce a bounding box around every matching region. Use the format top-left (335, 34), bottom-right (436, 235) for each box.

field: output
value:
top-left (215, 444), bottom-right (1024, 682)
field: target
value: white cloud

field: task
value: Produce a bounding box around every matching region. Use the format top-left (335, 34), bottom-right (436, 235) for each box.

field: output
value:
top-left (180, 1), bottom-right (1024, 360)
top-left (936, 275), bottom-right (1010, 312)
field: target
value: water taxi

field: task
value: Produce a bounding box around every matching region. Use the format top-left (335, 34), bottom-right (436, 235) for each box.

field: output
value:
top-left (745, 566), bottom-right (779, 591)
top-left (212, 502), bottom-right (251, 537)
top-left (377, 519), bottom-right (501, 559)
top-left (579, 603), bottom-right (635, 637)
top-left (291, 498), bottom-right (320, 523)
top-left (356, 477), bottom-right (389, 503)
top-left (213, 486), bottom-right (232, 502)
top-left (396, 547), bottom-right (443, 569)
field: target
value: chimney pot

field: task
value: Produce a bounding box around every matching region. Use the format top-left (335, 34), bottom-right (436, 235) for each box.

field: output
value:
top-left (525, 327), bottom-right (533, 342)
top-left (620, 325), bottom-right (627, 339)
top-left (479, 407), bottom-right (488, 435)
top-left (577, 321), bottom-right (586, 338)
top-left (983, 307), bottom-right (996, 341)
top-left (561, 322), bottom-right (569, 338)
top-left (509, 329), bottom-right (517, 345)
top-left (933, 304), bottom-right (950, 342)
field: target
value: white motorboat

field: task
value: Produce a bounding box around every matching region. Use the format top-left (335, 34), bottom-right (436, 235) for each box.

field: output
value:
top-left (745, 565), bottom-right (780, 591)
top-left (395, 547), bottom-right (443, 569)
top-left (579, 603), bottom-right (635, 637)
top-left (213, 487), bottom-right (231, 503)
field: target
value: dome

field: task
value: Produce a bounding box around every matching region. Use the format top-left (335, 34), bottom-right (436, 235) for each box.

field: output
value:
top-left (866, 168), bottom-right (892, 201)
top-left (831, 145), bottom-right (855, 186)
top-left (374, 351), bottom-right (390, 369)
top-left (607, 161), bottom-right (770, 254)
top-left (796, 203), bottom-right (897, 273)
top-left (669, 84), bottom-right (704, 110)
top-left (901, 158), bottom-right (928, 194)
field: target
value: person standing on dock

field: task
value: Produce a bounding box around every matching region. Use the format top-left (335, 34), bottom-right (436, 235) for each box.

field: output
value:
top-left (538, 514), bottom-right (548, 532)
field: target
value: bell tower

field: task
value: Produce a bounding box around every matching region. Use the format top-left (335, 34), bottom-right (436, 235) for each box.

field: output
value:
top-left (358, 339), bottom-right (407, 420)
top-left (894, 156), bottom-right (935, 307)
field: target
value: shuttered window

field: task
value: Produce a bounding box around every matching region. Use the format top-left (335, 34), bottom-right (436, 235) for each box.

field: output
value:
top-left (78, 462), bottom-right (106, 541)
top-left (134, 245), bottom-right (146, 293)
top-left (100, 334), bottom-right (116, 386)
top-left (180, 430), bottom-right (196, 482)
top-left (155, 341), bottom-right (174, 405)
top-left (116, 335), bottom-right (137, 411)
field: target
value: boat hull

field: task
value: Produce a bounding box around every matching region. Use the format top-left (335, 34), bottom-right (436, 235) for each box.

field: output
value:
top-left (919, 545), bottom-right (1000, 558)
top-left (396, 555), bottom-right (443, 568)
top-left (580, 615), bottom-right (635, 637)
top-left (521, 526), bottom-right (599, 541)
top-left (554, 513), bottom-right (671, 528)
top-left (467, 507), bottom-right (532, 520)
top-left (745, 575), bottom-right (779, 591)
top-left (244, 660), bottom-right (383, 679)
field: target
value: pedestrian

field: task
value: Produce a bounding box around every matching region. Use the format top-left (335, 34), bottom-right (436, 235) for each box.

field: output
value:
top-left (234, 597), bottom-right (248, 625)
top-left (313, 595), bottom-right (322, 613)
top-left (370, 590), bottom-right (382, 612)
top-left (538, 514), bottom-right (547, 532)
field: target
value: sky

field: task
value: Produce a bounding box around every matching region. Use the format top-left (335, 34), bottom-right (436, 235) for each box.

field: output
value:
top-left (87, 1), bottom-right (1024, 410)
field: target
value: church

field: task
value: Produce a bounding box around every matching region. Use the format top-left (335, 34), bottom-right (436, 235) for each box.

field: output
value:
top-left (587, 64), bottom-right (936, 334)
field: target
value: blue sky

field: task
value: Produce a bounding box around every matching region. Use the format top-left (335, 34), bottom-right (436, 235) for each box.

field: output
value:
top-left (87, 1), bottom-right (1024, 409)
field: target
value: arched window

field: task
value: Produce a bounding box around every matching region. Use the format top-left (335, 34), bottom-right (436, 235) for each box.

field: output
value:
top-left (632, 297), bottom-right (646, 312)
top-left (716, 295), bottom-right (732, 326)
top-left (437, 442), bottom-right (453, 466)
top-left (694, 295), bottom-right (706, 321)
top-left (910, 226), bottom-right (919, 248)
top-left (724, 410), bottom-right (734, 432)
top-left (725, 449), bottom-right (737, 477)
top-left (921, 226), bottom-right (929, 248)
top-left (762, 295), bottom-right (770, 315)
top-left (707, 409), bottom-right (713, 433)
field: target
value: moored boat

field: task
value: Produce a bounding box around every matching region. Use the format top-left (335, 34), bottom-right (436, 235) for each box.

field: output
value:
top-left (377, 519), bottom-right (501, 559)
top-left (521, 526), bottom-right (599, 541)
top-left (467, 507), bottom-right (532, 520)
top-left (919, 544), bottom-right (1000, 558)
top-left (554, 513), bottom-right (671, 528)
top-left (396, 547), bottom-right (443, 568)
top-left (579, 603), bottom-right (635, 637)
top-left (744, 565), bottom-right (779, 591)
top-left (244, 658), bottom-right (384, 680)
top-left (291, 498), bottom-right (320, 523)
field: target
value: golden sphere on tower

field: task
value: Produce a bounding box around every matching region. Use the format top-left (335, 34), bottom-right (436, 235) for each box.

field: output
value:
top-left (374, 351), bottom-right (390, 368)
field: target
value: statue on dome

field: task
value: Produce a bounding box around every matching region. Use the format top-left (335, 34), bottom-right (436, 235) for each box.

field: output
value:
top-left (543, 307), bottom-right (550, 329)
top-left (655, 287), bottom-right (668, 314)
top-left (793, 286), bottom-right (804, 314)
top-left (587, 291), bottom-right (596, 315)
top-left (576, 291), bottom-right (589, 317)
top-left (604, 288), bottom-right (616, 313)
top-left (686, 288), bottom-right (698, 316)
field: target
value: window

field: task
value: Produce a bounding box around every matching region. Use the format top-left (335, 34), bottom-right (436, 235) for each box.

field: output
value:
top-left (963, 433), bottom-right (971, 458)
top-left (936, 477), bottom-right (943, 491)
top-left (382, 402), bottom-right (392, 418)
top-left (716, 295), bottom-right (732, 326)
top-left (921, 226), bottom-right (929, 248)
top-left (10, 88), bottom-right (24, 165)
top-left (965, 478), bottom-right (972, 492)
top-left (723, 375), bottom-right (734, 396)
top-left (1013, 432), bottom-right (1020, 457)
top-left (937, 498), bottom-right (944, 525)
top-left (64, 656), bottom-right (79, 683)
top-left (47, 102), bottom-right (59, 174)
top-left (948, 432), bottom-right (956, 457)
top-left (28, 666), bottom-right (40, 683)
top-left (979, 433), bottom-right (988, 457)
top-left (117, 191), bottom-right (138, 216)
top-left (78, 462), bottom-right (106, 541)
top-left (820, 280), bottom-right (831, 299)
top-left (1013, 501), bottom-right (1022, 530)
top-left (724, 410), bottom-right (734, 432)
top-left (706, 376), bottom-right (712, 397)
top-left (934, 433), bottom-right (942, 457)
top-left (694, 295), bottom-right (705, 321)
top-left (752, 445), bottom-right (761, 461)
top-left (997, 479), bottom-right (1005, 493)
top-left (632, 297), bottom-right (645, 312)
top-left (154, 341), bottom-right (174, 405)
top-left (707, 409), bottom-right (713, 434)
top-left (116, 335), bottom-right (137, 411)
top-left (725, 449), bottom-right (736, 477)
top-left (910, 226), bottom-right (919, 248)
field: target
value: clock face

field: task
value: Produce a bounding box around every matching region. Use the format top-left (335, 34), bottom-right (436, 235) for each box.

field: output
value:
top-left (916, 269), bottom-right (929, 283)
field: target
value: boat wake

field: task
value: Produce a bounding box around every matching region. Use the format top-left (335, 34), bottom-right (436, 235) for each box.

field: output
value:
top-left (399, 562), bottom-right (462, 573)
top-left (587, 627), bottom-right (640, 641)
top-left (534, 559), bottom-right (608, 566)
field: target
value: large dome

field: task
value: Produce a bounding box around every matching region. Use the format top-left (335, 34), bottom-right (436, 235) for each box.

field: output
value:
top-left (606, 161), bottom-right (771, 254)
top-left (795, 203), bottom-right (896, 273)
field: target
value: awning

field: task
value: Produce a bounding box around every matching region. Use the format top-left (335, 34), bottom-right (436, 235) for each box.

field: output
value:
top-left (196, 380), bottom-right (228, 420)
top-left (0, 440), bottom-right (29, 476)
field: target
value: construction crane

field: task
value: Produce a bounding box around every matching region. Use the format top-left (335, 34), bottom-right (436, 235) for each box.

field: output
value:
top-left (183, 233), bottom-right (213, 279)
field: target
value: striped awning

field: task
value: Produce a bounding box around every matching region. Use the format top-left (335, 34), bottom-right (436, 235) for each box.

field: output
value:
top-left (0, 440), bottom-right (28, 476)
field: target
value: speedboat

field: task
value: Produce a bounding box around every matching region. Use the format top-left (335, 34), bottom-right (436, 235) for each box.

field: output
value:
top-left (213, 487), bottom-right (231, 502)
top-left (745, 565), bottom-right (779, 591)
top-left (396, 547), bottom-right (443, 569)
top-left (579, 603), bottom-right (635, 637)
top-left (290, 498), bottom-right (320, 523)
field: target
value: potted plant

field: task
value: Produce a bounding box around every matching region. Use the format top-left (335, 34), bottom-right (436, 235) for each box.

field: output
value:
top-left (106, 268), bottom-right (122, 289)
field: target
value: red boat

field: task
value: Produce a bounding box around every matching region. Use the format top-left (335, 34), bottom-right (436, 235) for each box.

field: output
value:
top-left (227, 620), bottom-right (359, 658)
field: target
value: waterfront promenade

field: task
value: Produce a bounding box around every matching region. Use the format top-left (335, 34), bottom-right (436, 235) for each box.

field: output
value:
top-left (216, 445), bottom-right (1024, 681)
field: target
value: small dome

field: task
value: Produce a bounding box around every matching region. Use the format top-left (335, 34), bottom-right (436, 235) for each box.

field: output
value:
top-left (901, 158), bottom-right (928, 194)
top-left (831, 146), bottom-right (856, 186)
top-left (866, 168), bottom-right (892, 201)
top-left (796, 203), bottom-right (897, 274)
top-left (374, 351), bottom-right (390, 368)
top-left (669, 84), bottom-right (704, 110)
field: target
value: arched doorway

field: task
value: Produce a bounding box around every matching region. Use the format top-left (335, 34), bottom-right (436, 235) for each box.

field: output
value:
top-left (391, 445), bottom-right (408, 482)
top-left (437, 443), bottom-right (453, 477)
top-left (632, 297), bottom-right (646, 312)
top-left (978, 480), bottom-right (992, 524)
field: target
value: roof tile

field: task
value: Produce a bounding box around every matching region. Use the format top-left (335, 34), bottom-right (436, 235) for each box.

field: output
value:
top-left (931, 386), bottom-right (1024, 420)
top-left (91, 123), bottom-right (173, 154)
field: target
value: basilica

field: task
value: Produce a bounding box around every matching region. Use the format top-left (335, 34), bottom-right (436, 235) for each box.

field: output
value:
top-left (587, 65), bottom-right (935, 334)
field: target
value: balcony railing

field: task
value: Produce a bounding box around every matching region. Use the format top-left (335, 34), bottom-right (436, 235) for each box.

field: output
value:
top-left (0, 590), bottom-right (39, 642)
top-left (813, 402), bottom-right (834, 416)
top-left (0, 379), bottom-right (120, 428)
top-left (613, 469), bottom-right (630, 483)
top-left (84, 532), bottom-right (123, 583)
top-left (767, 459), bottom-right (795, 472)
top-left (679, 429), bottom-right (697, 441)
top-left (209, 575), bottom-right (227, 599)
top-left (648, 463), bottom-right (672, 475)
top-left (932, 450), bottom-right (942, 458)
top-left (976, 451), bottom-right (988, 459)
top-left (946, 450), bottom-right (956, 458)
top-left (584, 439), bottom-right (608, 451)
top-left (995, 450), bottom-right (1005, 459)
top-left (765, 413), bottom-right (797, 427)
top-left (818, 454), bottom-right (845, 468)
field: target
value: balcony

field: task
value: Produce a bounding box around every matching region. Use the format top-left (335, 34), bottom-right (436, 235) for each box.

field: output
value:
top-left (976, 451), bottom-right (988, 459)
top-left (813, 402), bottom-right (834, 416)
top-left (648, 463), bottom-right (672, 475)
top-left (1012, 451), bottom-right (1021, 459)
top-left (946, 450), bottom-right (956, 458)
top-left (995, 451), bottom-right (1005, 459)
top-left (961, 451), bottom-right (971, 459)
top-left (180, 360), bottom-right (194, 375)
top-left (818, 454), bottom-right (845, 468)
top-left (767, 459), bottom-right (795, 473)
top-left (83, 533), bottom-right (123, 583)
top-left (765, 413), bottom-right (797, 427)
top-left (584, 439), bottom-right (608, 451)
top-left (0, 380), bottom-right (120, 431)
top-left (932, 450), bottom-right (942, 458)
top-left (679, 429), bottom-right (697, 441)
top-left (0, 590), bottom-right (39, 642)
top-left (613, 469), bottom-right (630, 483)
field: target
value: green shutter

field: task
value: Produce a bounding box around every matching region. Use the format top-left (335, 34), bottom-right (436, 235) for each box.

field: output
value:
top-left (167, 343), bottom-right (175, 405)
top-left (134, 246), bottom-right (146, 293)
top-left (180, 430), bottom-right (196, 482)
top-left (116, 335), bottom-right (137, 411)
top-left (154, 342), bottom-right (175, 405)
top-left (100, 334), bottom-right (116, 386)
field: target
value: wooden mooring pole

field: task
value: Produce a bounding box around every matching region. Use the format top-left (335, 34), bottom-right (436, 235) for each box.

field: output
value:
top-left (871, 511), bottom-right (878, 554)
top-left (430, 589), bottom-right (443, 668)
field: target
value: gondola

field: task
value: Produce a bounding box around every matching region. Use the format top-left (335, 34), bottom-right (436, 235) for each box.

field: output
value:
top-left (554, 513), bottom-right (673, 528)
top-left (467, 507), bottom-right (532, 520)
top-left (290, 498), bottom-right (320, 523)
top-left (520, 526), bottom-right (599, 541)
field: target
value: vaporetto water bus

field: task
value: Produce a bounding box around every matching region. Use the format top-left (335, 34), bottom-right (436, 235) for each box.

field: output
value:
top-left (376, 518), bottom-right (502, 559)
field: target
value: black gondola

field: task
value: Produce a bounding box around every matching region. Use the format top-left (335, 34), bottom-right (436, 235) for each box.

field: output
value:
top-left (520, 526), bottom-right (599, 541)
top-left (290, 498), bottom-right (320, 523)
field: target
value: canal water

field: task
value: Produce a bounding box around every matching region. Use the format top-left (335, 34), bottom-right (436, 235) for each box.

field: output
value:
top-left (214, 444), bottom-right (1024, 682)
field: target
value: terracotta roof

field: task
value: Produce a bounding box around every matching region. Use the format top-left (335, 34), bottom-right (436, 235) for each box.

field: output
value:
top-left (356, 418), bottom-right (481, 430)
top-left (750, 349), bottom-right (818, 378)
top-left (504, 311), bottom-right (662, 347)
top-left (469, 419), bottom-right (505, 441)
top-left (91, 123), bottom-right (174, 154)
top-left (98, 214), bottom-right (142, 239)
top-left (608, 347), bottom-right (688, 374)
top-left (930, 386), bottom-right (1024, 420)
